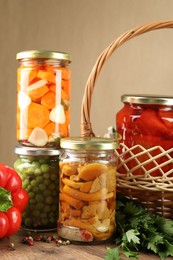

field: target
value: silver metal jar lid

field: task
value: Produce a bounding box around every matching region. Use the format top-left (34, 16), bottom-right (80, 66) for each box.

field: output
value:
top-left (60, 136), bottom-right (119, 150)
top-left (121, 94), bottom-right (173, 105)
top-left (14, 146), bottom-right (61, 156)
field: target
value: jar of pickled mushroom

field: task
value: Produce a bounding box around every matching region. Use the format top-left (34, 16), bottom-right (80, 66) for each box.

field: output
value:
top-left (14, 146), bottom-right (61, 231)
top-left (116, 94), bottom-right (173, 176)
top-left (16, 50), bottom-right (71, 148)
top-left (58, 137), bottom-right (118, 244)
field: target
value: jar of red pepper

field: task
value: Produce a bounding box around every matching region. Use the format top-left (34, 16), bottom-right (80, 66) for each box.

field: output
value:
top-left (16, 50), bottom-right (71, 148)
top-left (116, 94), bottom-right (173, 176)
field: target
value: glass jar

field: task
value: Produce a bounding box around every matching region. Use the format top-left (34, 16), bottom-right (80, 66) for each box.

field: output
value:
top-left (16, 50), bottom-right (71, 148)
top-left (116, 94), bottom-right (173, 176)
top-left (14, 146), bottom-right (61, 231)
top-left (58, 137), bottom-right (118, 244)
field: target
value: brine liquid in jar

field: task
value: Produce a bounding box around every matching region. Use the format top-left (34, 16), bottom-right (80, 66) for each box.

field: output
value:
top-left (16, 50), bottom-right (71, 148)
top-left (58, 137), bottom-right (118, 244)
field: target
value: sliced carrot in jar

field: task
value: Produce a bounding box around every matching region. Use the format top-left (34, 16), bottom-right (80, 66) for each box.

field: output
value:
top-left (27, 80), bottom-right (49, 100)
top-left (58, 123), bottom-right (68, 137)
top-left (27, 102), bottom-right (50, 129)
top-left (62, 79), bottom-right (70, 98)
top-left (41, 91), bottom-right (55, 110)
top-left (65, 109), bottom-right (70, 125)
top-left (28, 69), bottom-right (38, 83)
top-left (61, 89), bottom-right (69, 101)
top-left (55, 67), bottom-right (70, 80)
top-left (37, 69), bottom-right (55, 83)
top-left (44, 121), bottom-right (55, 137)
top-left (49, 83), bottom-right (56, 92)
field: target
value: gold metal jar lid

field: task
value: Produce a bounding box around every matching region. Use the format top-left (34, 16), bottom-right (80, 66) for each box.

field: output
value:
top-left (121, 94), bottom-right (173, 105)
top-left (16, 50), bottom-right (71, 62)
top-left (60, 137), bottom-right (118, 150)
top-left (14, 146), bottom-right (61, 156)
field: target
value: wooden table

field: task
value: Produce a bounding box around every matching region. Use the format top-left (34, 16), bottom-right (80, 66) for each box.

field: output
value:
top-left (0, 229), bottom-right (172, 260)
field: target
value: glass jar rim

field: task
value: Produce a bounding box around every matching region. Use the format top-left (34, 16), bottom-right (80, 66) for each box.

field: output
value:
top-left (122, 94), bottom-right (173, 105)
top-left (60, 136), bottom-right (118, 150)
top-left (14, 145), bottom-right (61, 156)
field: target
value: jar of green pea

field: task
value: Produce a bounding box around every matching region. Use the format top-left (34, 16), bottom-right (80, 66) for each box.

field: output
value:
top-left (14, 146), bottom-right (61, 231)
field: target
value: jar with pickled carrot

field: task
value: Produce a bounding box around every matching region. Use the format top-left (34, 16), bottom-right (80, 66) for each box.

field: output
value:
top-left (16, 50), bottom-right (71, 148)
top-left (116, 94), bottom-right (173, 176)
top-left (58, 137), bottom-right (118, 244)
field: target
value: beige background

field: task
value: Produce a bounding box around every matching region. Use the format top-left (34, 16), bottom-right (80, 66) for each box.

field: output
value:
top-left (1, 0), bottom-right (173, 167)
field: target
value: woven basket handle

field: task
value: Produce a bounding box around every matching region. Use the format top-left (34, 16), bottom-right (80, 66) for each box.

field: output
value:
top-left (80, 20), bottom-right (173, 137)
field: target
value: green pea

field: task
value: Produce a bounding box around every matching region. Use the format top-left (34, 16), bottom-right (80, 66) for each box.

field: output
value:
top-left (29, 198), bottom-right (36, 204)
top-left (44, 189), bottom-right (51, 196)
top-left (36, 203), bottom-right (44, 210)
top-left (39, 158), bottom-right (47, 164)
top-left (32, 186), bottom-right (39, 193)
top-left (52, 190), bottom-right (58, 197)
top-left (40, 212), bottom-right (47, 219)
top-left (25, 156), bottom-right (35, 161)
top-left (22, 179), bottom-right (30, 189)
top-left (49, 183), bottom-right (56, 191)
top-left (26, 184), bottom-right (32, 191)
top-left (49, 217), bottom-right (56, 224)
top-left (44, 179), bottom-right (51, 186)
top-left (16, 164), bottom-right (29, 174)
top-left (48, 211), bottom-right (55, 218)
top-left (28, 204), bottom-right (36, 211)
top-left (43, 173), bottom-right (49, 179)
top-left (44, 205), bottom-right (51, 213)
top-left (31, 179), bottom-right (37, 186)
top-left (31, 161), bottom-right (40, 173)
top-left (51, 204), bottom-right (58, 211)
top-left (36, 176), bottom-right (43, 183)
top-left (34, 168), bottom-right (42, 175)
top-left (35, 194), bottom-right (44, 202)
top-left (28, 192), bottom-right (35, 199)
top-left (50, 174), bottom-right (57, 181)
top-left (41, 164), bottom-right (49, 173)
top-left (22, 212), bottom-right (27, 218)
top-left (27, 167), bottom-right (35, 174)
top-left (45, 196), bottom-right (53, 205)
top-left (24, 218), bottom-right (32, 227)
top-left (41, 218), bottom-right (48, 225)
top-left (14, 158), bottom-right (22, 170)
top-left (33, 210), bottom-right (40, 217)
top-left (39, 183), bottom-right (46, 191)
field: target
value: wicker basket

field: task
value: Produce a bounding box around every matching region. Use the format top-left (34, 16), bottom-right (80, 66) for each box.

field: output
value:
top-left (80, 20), bottom-right (173, 219)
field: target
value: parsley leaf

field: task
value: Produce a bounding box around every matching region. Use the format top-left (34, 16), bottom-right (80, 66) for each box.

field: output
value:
top-left (105, 193), bottom-right (173, 260)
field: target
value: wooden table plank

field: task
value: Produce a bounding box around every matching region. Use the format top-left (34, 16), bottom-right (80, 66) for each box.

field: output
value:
top-left (0, 229), bottom-right (172, 260)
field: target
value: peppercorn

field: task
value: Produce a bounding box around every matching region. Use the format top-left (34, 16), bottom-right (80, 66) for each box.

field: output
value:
top-left (35, 235), bottom-right (43, 241)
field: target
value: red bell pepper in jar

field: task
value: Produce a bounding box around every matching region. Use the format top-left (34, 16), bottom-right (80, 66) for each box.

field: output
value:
top-left (116, 95), bottom-right (173, 177)
top-left (0, 164), bottom-right (29, 238)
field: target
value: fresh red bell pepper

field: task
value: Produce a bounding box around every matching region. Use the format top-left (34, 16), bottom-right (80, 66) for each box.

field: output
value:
top-left (0, 164), bottom-right (29, 238)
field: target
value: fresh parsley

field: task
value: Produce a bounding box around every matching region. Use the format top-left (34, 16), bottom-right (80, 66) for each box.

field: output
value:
top-left (105, 194), bottom-right (173, 260)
